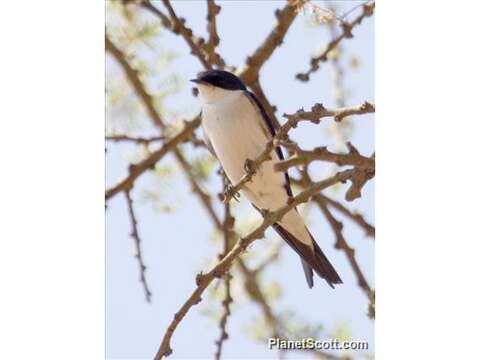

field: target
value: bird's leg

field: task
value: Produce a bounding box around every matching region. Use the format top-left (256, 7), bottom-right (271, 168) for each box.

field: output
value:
top-left (244, 158), bottom-right (257, 175)
top-left (223, 183), bottom-right (240, 203)
top-left (218, 167), bottom-right (240, 203)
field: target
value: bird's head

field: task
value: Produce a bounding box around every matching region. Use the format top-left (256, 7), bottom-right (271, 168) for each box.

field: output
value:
top-left (191, 70), bottom-right (246, 104)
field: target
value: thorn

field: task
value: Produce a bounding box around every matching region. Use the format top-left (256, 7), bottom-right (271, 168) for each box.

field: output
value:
top-left (193, 296), bottom-right (202, 305)
top-left (342, 22), bottom-right (353, 38)
top-left (311, 103), bottom-right (325, 113)
top-left (244, 158), bottom-right (256, 174)
top-left (295, 73), bottom-right (309, 82)
top-left (364, 3), bottom-right (375, 16)
top-left (346, 142), bottom-right (359, 155)
top-left (195, 272), bottom-right (205, 286)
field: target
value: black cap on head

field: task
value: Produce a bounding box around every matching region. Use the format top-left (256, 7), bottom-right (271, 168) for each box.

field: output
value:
top-left (191, 70), bottom-right (246, 91)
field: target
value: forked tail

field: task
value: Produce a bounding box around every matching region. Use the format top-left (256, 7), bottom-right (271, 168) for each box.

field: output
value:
top-left (273, 223), bottom-right (342, 288)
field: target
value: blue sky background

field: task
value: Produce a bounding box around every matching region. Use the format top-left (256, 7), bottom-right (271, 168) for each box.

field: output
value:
top-left (106, 1), bottom-right (374, 359)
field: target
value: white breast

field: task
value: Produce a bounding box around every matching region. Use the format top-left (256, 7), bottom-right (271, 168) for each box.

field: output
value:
top-left (201, 91), bottom-right (288, 210)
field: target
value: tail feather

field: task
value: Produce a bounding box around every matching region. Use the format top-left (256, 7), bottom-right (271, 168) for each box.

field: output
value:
top-left (301, 260), bottom-right (314, 288)
top-left (273, 223), bottom-right (342, 288)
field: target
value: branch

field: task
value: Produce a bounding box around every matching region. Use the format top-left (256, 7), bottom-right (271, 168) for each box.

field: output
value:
top-left (237, 259), bottom-right (281, 336)
top-left (315, 197), bottom-right (374, 319)
top-left (136, 0), bottom-right (172, 28)
top-left (240, 0), bottom-right (301, 84)
top-left (106, 135), bottom-right (165, 143)
top-left (239, 260), bottom-right (353, 360)
top-left (345, 164), bottom-right (374, 202)
top-left (105, 34), bottom-right (164, 128)
top-left (214, 272), bottom-right (232, 360)
top-left (274, 141), bottom-right (375, 172)
top-left (175, 150), bottom-right (222, 229)
top-left (214, 177), bottom-right (235, 359)
top-left (154, 169), bottom-right (357, 359)
top-left (318, 194), bottom-right (375, 238)
top-left (106, 34), bottom-right (220, 224)
top-left (125, 189), bottom-right (152, 302)
top-left (284, 102), bottom-right (374, 124)
top-left (141, 0), bottom-right (211, 69)
top-left (222, 102), bottom-right (374, 203)
top-left (296, 2), bottom-right (375, 81)
top-left (205, 0), bottom-right (225, 67)
top-left (105, 117), bottom-right (201, 200)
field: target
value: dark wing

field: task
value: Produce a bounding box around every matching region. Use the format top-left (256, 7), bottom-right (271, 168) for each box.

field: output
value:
top-left (244, 91), bottom-right (293, 197)
top-left (245, 91), bottom-right (342, 289)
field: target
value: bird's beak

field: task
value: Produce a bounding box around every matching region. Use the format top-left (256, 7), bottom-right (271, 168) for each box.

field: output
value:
top-left (190, 79), bottom-right (203, 84)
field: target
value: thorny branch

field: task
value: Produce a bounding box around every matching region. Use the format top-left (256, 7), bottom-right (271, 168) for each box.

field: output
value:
top-left (154, 169), bottom-right (357, 359)
top-left (166, 0), bottom-right (211, 69)
top-left (238, 0), bottom-right (305, 130)
top-left (274, 141), bottom-right (375, 172)
top-left (315, 196), bottom-right (374, 319)
top-left (238, 257), bottom-right (354, 360)
top-left (296, 1), bottom-right (375, 81)
top-left (222, 102), bottom-right (375, 203)
top-left (107, 1), bottom-right (375, 357)
top-left (214, 272), bottom-right (232, 360)
top-left (140, 0), bottom-right (301, 130)
top-left (214, 177), bottom-right (235, 360)
top-left (125, 189), bottom-right (152, 302)
top-left (106, 33), bottom-right (219, 228)
top-left (105, 117), bottom-right (201, 200)
top-left (285, 101), bottom-right (375, 124)
top-left (319, 194), bottom-right (375, 238)
top-left (239, 0), bottom-right (303, 85)
top-left (205, 0), bottom-right (225, 68)
top-left (105, 135), bottom-right (165, 143)
top-left (105, 34), bottom-right (164, 128)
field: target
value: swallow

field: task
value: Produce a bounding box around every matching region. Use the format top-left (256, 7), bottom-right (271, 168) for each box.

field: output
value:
top-left (192, 70), bottom-right (341, 288)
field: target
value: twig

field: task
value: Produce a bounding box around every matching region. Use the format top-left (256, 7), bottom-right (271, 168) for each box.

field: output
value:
top-left (106, 34), bottom-right (218, 226)
top-left (125, 189), bottom-right (152, 302)
top-left (345, 163), bottom-right (374, 201)
top-left (105, 35), bottom-right (164, 128)
top-left (175, 150), bottom-right (222, 229)
top-left (316, 197), bottom-right (374, 318)
top-left (318, 194), bottom-right (375, 238)
top-left (205, 0), bottom-right (225, 67)
top-left (160, 0), bottom-right (211, 68)
top-left (326, 6), bottom-right (349, 150)
top-left (274, 141), bottom-right (375, 172)
top-left (237, 259), bottom-right (281, 337)
top-left (106, 135), bottom-right (165, 143)
top-left (284, 102), bottom-right (374, 124)
top-left (240, 1), bottom-right (301, 84)
top-left (137, 0), bottom-right (172, 28)
top-left (105, 117), bottom-right (201, 200)
top-left (144, 0), bottom-right (211, 69)
top-left (237, 1), bottom-right (304, 131)
top-left (214, 272), bottom-right (232, 360)
top-left (154, 169), bottom-right (358, 359)
top-left (222, 102), bottom-right (374, 203)
top-left (214, 179), bottom-right (234, 359)
top-left (296, 2), bottom-right (375, 81)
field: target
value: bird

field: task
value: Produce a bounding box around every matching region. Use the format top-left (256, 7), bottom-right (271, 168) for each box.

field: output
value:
top-left (191, 69), bottom-right (342, 288)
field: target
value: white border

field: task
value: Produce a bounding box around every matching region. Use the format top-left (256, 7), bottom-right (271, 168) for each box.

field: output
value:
top-left (0, 1), bottom-right (104, 359)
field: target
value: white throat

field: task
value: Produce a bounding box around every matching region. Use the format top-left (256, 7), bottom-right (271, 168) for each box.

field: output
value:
top-left (197, 84), bottom-right (241, 105)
